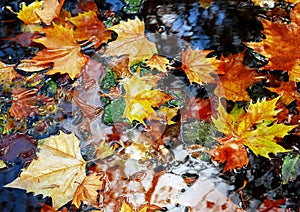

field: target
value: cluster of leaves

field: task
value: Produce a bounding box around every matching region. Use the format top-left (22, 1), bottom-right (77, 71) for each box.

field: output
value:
top-left (0, 0), bottom-right (299, 211)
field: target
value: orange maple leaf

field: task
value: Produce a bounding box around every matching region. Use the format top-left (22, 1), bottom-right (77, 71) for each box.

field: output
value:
top-left (19, 23), bottom-right (87, 79)
top-left (246, 4), bottom-right (300, 78)
top-left (267, 81), bottom-right (299, 105)
top-left (68, 11), bottom-right (112, 48)
top-left (215, 52), bottom-right (265, 101)
top-left (105, 18), bottom-right (157, 66)
top-left (212, 137), bottom-right (248, 173)
top-left (72, 173), bottom-right (108, 208)
top-left (181, 46), bottom-right (220, 85)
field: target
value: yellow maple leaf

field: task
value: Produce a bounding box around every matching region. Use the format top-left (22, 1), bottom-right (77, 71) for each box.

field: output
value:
top-left (119, 200), bottom-right (148, 212)
top-left (17, 0), bottom-right (42, 24)
top-left (181, 46), bottom-right (220, 85)
top-left (122, 73), bottom-right (171, 124)
top-left (5, 132), bottom-right (86, 209)
top-left (105, 18), bottom-right (158, 67)
top-left (19, 23), bottom-right (87, 79)
top-left (17, 0), bottom-right (65, 25)
top-left (72, 173), bottom-right (107, 208)
top-left (145, 54), bottom-right (170, 73)
top-left (212, 97), bottom-right (296, 171)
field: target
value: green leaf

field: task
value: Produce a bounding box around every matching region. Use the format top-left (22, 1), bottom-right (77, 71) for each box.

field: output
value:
top-left (282, 154), bottom-right (300, 184)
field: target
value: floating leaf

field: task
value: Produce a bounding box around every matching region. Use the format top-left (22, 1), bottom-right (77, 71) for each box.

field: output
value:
top-left (105, 18), bottom-right (157, 66)
top-left (20, 23), bottom-right (87, 79)
top-left (5, 132), bottom-right (86, 209)
top-left (72, 173), bottom-right (108, 208)
top-left (215, 52), bottom-right (265, 101)
top-left (181, 46), bottom-right (220, 85)
top-left (145, 54), bottom-right (170, 73)
top-left (212, 98), bottom-right (296, 171)
top-left (69, 11), bottom-right (112, 48)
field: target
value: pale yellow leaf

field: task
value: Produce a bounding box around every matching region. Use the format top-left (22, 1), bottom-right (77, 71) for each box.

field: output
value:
top-left (105, 18), bottom-right (157, 66)
top-left (5, 132), bottom-right (86, 209)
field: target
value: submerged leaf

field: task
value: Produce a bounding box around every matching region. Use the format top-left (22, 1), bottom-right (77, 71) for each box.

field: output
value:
top-left (282, 154), bottom-right (300, 184)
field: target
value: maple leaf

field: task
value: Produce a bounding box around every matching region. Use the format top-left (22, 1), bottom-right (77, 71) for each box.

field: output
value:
top-left (145, 54), bottom-right (170, 73)
top-left (119, 199), bottom-right (148, 212)
top-left (122, 73), bottom-right (172, 124)
top-left (68, 11), bottom-right (112, 48)
top-left (267, 81), bottom-right (299, 105)
top-left (212, 139), bottom-right (248, 172)
top-left (17, 1), bottom-right (42, 24)
top-left (258, 197), bottom-right (286, 212)
top-left (0, 61), bottom-right (19, 85)
top-left (246, 4), bottom-right (300, 77)
top-left (5, 132), bottom-right (86, 209)
top-left (212, 97), bottom-right (296, 171)
top-left (72, 173), bottom-right (108, 208)
top-left (181, 46), bottom-right (220, 85)
top-left (215, 52), bottom-right (265, 101)
top-left (9, 86), bottom-right (55, 120)
top-left (105, 17), bottom-right (158, 67)
top-left (20, 23), bottom-right (87, 79)
top-left (17, 0), bottom-right (65, 25)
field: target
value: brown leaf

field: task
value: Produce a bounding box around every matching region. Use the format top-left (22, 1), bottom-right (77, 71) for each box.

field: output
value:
top-left (9, 86), bottom-right (55, 120)
top-left (0, 61), bottom-right (19, 85)
top-left (35, 0), bottom-right (66, 25)
top-left (267, 81), bottom-right (299, 105)
top-left (69, 11), bottom-right (112, 48)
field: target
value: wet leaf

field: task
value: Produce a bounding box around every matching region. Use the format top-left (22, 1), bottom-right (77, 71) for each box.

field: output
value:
top-left (246, 4), bottom-right (300, 78)
top-left (5, 132), bottom-right (86, 209)
top-left (72, 172), bottom-right (108, 208)
top-left (215, 52), bottom-right (265, 101)
top-left (35, 0), bottom-right (66, 25)
top-left (258, 197), bottom-right (286, 212)
top-left (267, 81), bottom-right (299, 105)
top-left (20, 23), bottom-right (87, 79)
top-left (17, 1), bottom-right (42, 24)
top-left (282, 154), bottom-right (300, 184)
top-left (9, 86), bottom-right (55, 120)
top-left (69, 11), bottom-right (112, 48)
top-left (17, 0), bottom-right (65, 25)
top-left (212, 97), bottom-right (296, 171)
top-left (105, 18), bottom-right (158, 66)
top-left (0, 61), bottom-right (19, 86)
top-left (145, 54), bottom-right (170, 73)
top-left (122, 73), bottom-right (172, 124)
top-left (181, 46), bottom-right (220, 85)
